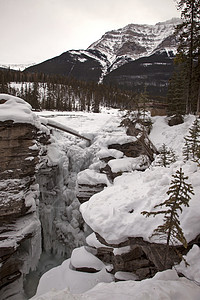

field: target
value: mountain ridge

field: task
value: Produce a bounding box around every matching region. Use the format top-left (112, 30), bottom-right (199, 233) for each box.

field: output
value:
top-left (25, 18), bottom-right (181, 97)
top-left (88, 17), bottom-right (180, 72)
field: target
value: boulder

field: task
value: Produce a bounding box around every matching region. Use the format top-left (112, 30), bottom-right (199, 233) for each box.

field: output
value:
top-left (168, 114), bottom-right (184, 126)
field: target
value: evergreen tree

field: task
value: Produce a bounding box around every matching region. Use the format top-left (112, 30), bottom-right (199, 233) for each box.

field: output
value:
top-left (183, 118), bottom-right (200, 160)
top-left (0, 72), bottom-right (9, 93)
top-left (135, 87), bottom-right (149, 120)
top-left (155, 144), bottom-right (176, 167)
top-left (167, 62), bottom-right (187, 116)
top-left (175, 0), bottom-right (200, 113)
top-left (192, 58), bottom-right (200, 114)
top-left (142, 167), bottom-right (194, 268)
top-left (31, 81), bottom-right (40, 109)
top-left (91, 92), bottom-right (100, 113)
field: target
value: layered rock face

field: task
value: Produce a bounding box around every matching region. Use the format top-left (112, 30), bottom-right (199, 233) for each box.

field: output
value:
top-left (92, 234), bottom-right (182, 281)
top-left (0, 95), bottom-right (96, 299)
top-left (0, 121), bottom-right (45, 299)
top-left (0, 95), bottom-right (49, 300)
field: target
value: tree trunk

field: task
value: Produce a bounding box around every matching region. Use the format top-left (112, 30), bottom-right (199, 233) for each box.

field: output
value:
top-left (196, 83), bottom-right (200, 115)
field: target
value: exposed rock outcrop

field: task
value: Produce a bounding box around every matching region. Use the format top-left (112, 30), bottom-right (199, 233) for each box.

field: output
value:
top-left (0, 121), bottom-right (46, 299)
top-left (0, 95), bottom-right (49, 300)
top-left (168, 114), bottom-right (184, 126)
top-left (77, 183), bottom-right (107, 203)
top-left (90, 233), bottom-right (183, 281)
top-left (76, 118), bottom-right (157, 203)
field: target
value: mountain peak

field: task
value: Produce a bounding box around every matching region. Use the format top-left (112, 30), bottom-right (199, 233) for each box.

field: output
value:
top-left (87, 18), bottom-right (180, 71)
top-left (26, 18), bottom-right (179, 96)
top-left (155, 17), bottom-right (181, 26)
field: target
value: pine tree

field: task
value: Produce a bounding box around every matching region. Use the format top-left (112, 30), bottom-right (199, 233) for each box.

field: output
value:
top-left (31, 81), bottom-right (40, 110)
top-left (167, 61), bottom-right (187, 116)
top-left (183, 118), bottom-right (200, 160)
top-left (155, 144), bottom-right (176, 167)
top-left (192, 58), bottom-right (200, 114)
top-left (142, 167), bottom-right (194, 268)
top-left (136, 87), bottom-right (149, 120)
top-left (175, 0), bottom-right (200, 114)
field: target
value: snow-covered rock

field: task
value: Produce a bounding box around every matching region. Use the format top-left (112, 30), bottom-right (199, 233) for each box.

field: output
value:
top-left (0, 94), bottom-right (49, 299)
top-left (70, 246), bottom-right (105, 272)
top-left (33, 258), bottom-right (113, 298)
top-left (175, 244), bottom-right (200, 282)
top-left (31, 269), bottom-right (200, 300)
top-left (30, 111), bottom-right (200, 300)
top-left (80, 115), bottom-right (200, 246)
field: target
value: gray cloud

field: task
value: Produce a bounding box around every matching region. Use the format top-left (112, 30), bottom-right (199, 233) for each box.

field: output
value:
top-left (0, 0), bottom-right (180, 64)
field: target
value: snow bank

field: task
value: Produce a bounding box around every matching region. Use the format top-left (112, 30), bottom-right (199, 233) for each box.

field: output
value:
top-left (0, 94), bottom-right (32, 121)
top-left (0, 94), bottom-right (45, 130)
top-left (96, 148), bottom-right (124, 159)
top-left (30, 112), bottom-right (200, 300)
top-left (149, 115), bottom-right (196, 156)
top-left (85, 269), bottom-right (200, 300)
top-left (70, 246), bottom-right (104, 270)
top-left (80, 161), bottom-right (200, 245)
top-left (32, 269), bottom-right (200, 300)
top-left (108, 155), bottom-right (150, 173)
top-left (33, 258), bottom-right (113, 298)
top-left (80, 114), bottom-right (200, 245)
top-left (175, 245), bottom-right (200, 283)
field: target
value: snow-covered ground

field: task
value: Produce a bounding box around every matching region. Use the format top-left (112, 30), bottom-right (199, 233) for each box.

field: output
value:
top-left (1, 95), bottom-right (200, 299)
top-left (32, 255), bottom-right (200, 299)
top-left (31, 110), bottom-right (200, 299)
top-left (80, 114), bottom-right (200, 245)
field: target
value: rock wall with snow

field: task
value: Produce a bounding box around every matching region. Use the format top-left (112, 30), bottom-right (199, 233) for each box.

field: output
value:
top-left (0, 95), bottom-right (49, 299)
top-left (0, 95), bottom-right (95, 299)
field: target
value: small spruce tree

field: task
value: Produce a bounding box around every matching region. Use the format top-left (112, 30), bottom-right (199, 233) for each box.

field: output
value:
top-left (142, 167), bottom-right (194, 268)
top-left (155, 144), bottom-right (176, 167)
top-left (183, 118), bottom-right (200, 161)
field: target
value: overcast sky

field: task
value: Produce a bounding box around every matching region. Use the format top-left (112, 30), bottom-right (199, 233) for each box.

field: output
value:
top-left (0, 0), bottom-right (180, 65)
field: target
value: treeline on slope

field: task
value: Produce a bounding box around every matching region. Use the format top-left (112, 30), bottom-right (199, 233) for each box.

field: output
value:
top-left (0, 68), bottom-right (138, 112)
top-left (167, 0), bottom-right (200, 116)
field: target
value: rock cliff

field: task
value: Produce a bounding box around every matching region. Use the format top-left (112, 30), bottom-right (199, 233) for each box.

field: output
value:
top-left (0, 95), bottom-right (49, 299)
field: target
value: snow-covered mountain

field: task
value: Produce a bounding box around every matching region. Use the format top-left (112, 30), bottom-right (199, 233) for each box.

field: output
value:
top-left (88, 18), bottom-right (180, 72)
top-left (25, 18), bottom-right (181, 96)
top-left (0, 62), bottom-right (35, 71)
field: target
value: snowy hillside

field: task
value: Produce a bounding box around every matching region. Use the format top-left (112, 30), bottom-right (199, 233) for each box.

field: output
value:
top-left (81, 115), bottom-right (200, 245)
